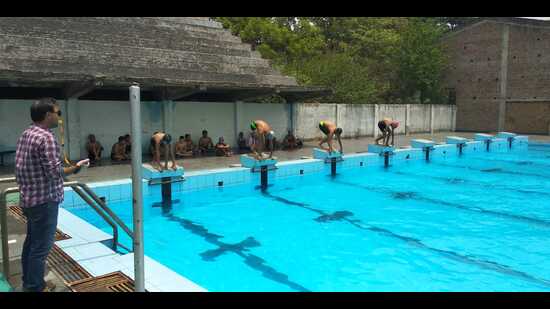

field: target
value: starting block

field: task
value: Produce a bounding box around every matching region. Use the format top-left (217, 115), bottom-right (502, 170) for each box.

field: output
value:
top-left (474, 133), bottom-right (494, 141)
top-left (446, 136), bottom-right (470, 144)
top-left (142, 163), bottom-right (184, 181)
top-left (410, 139), bottom-right (436, 149)
top-left (240, 154), bottom-right (278, 170)
top-left (313, 148), bottom-right (343, 162)
top-left (367, 144), bottom-right (394, 155)
top-left (496, 132), bottom-right (517, 139)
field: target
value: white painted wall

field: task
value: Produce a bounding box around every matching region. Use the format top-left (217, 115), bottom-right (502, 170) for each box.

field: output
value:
top-left (173, 101), bottom-right (235, 146)
top-left (409, 105), bottom-right (431, 133)
top-left (0, 99), bottom-right (455, 162)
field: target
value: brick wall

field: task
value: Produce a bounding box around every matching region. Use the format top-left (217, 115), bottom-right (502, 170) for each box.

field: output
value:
top-left (442, 20), bottom-right (550, 134)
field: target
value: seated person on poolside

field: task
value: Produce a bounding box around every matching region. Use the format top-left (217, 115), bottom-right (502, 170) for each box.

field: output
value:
top-left (86, 134), bottom-right (104, 166)
top-left (375, 118), bottom-right (399, 146)
top-left (250, 120), bottom-right (275, 160)
top-left (282, 130), bottom-right (303, 150)
top-left (215, 137), bottom-right (233, 157)
top-left (237, 131), bottom-right (250, 153)
top-left (184, 134), bottom-right (198, 155)
top-left (111, 136), bottom-right (129, 161)
top-left (151, 131), bottom-right (178, 171)
top-left (318, 120), bottom-right (343, 154)
top-left (198, 130), bottom-right (215, 155)
top-left (123, 134), bottom-right (131, 159)
top-left (175, 136), bottom-right (193, 158)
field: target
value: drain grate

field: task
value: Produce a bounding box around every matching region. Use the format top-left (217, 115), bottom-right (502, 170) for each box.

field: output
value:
top-left (47, 245), bottom-right (92, 284)
top-left (8, 205), bottom-right (71, 241)
top-left (68, 271), bottom-right (140, 292)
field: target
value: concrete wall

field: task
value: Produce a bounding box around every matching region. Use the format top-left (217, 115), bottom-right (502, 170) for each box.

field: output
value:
top-left (294, 103), bottom-right (453, 140)
top-left (173, 101), bottom-right (235, 146)
top-left (294, 103), bottom-right (337, 140)
top-left (409, 104), bottom-right (431, 132)
top-left (0, 99), bottom-right (454, 162)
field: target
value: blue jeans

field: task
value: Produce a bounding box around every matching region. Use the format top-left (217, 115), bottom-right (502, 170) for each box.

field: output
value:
top-left (21, 201), bottom-right (59, 292)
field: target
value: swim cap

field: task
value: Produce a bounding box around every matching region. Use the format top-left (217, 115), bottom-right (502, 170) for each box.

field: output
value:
top-left (319, 121), bottom-right (325, 127)
top-left (391, 121), bottom-right (400, 128)
top-left (250, 121), bottom-right (257, 130)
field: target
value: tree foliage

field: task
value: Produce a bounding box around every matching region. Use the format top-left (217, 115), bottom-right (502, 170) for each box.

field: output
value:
top-left (214, 17), bottom-right (451, 104)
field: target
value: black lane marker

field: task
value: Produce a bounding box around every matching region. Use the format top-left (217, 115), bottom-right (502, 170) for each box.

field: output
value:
top-left (334, 180), bottom-right (550, 229)
top-left (261, 190), bottom-right (550, 289)
top-left (467, 156), bottom-right (550, 168)
top-left (391, 170), bottom-right (550, 199)
top-left (432, 162), bottom-right (550, 180)
top-left (163, 212), bottom-right (309, 292)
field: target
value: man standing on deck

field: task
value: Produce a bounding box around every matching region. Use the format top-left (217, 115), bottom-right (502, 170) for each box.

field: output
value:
top-left (15, 97), bottom-right (89, 292)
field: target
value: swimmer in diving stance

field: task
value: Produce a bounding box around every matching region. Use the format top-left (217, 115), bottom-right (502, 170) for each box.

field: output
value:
top-left (318, 120), bottom-right (343, 155)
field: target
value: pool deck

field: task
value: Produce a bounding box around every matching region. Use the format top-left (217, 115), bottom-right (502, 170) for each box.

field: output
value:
top-left (1, 131), bottom-right (549, 292)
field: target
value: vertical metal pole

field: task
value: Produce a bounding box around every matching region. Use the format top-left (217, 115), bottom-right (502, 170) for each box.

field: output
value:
top-left (130, 83), bottom-right (145, 292)
top-left (384, 152), bottom-right (389, 168)
top-left (425, 148), bottom-right (431, 162)
top-left (331, 157), bottom-right (336, 176)
top-left (458, 143), bottom-right (464, 156)
top-left (1, 193), bottom-right (10, 279)
top-left (486, 140), bottom-right (491, 152)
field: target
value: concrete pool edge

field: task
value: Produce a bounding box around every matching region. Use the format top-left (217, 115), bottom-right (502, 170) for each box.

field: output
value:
top-left (55, 207), bottom-right (207, 292)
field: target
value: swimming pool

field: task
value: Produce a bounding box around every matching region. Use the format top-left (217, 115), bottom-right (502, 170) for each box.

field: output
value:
top-left (64, 142), bottom-right (550, 291)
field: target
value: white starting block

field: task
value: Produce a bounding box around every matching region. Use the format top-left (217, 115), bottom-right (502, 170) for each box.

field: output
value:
top-left (496, 132), bottom-right (517, 139)
top-left (142, 163), bottom-right (184, 181)
top-left (410, 139), bottom-right (436, 149)
top-left (446, 136), bottom-right (470, 144)
top-left (367, 144), bottom-right (394, 154)
top-left (474, 133), bottom-right (494, 141)
top-left (313, 148), bottom-right (342, 160)
top-left (240, 154), bottom-right (278, 169)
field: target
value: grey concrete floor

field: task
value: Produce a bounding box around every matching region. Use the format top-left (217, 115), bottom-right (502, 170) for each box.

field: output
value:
top-left (1, 131), bottom-right (549, 292)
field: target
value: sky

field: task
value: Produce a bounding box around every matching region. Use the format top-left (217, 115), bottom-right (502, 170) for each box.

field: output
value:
top-left (519, 17), bottom-right (550, 20)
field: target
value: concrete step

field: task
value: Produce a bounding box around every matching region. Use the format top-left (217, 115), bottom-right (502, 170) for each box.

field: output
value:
top-left (0, 35), bottom-right (281, 71)
top-left (0, 17), bottom-right (242, 46)
top-left (0, 19), bottom-right (251, 54)
top-left (0, 58), bottom-right (298, 87)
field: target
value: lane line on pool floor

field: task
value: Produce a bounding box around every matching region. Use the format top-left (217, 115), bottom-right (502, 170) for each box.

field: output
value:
top-left (261, 190), bottom-right (550, 290)
top-left (334, 179), bottom-right (550, 229)
top-left (391, 170), bottom-right (550, 199)
top-left (159, 208), bottom-right (309, 292)
top-left (430, 162), bottom-right (550, 180)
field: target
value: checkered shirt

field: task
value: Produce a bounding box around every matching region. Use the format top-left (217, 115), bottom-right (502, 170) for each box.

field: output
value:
top-left (15, 124), bottom-right (64, 208)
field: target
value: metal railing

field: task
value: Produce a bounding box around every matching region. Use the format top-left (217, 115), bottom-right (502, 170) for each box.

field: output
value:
top-left (1, 177), bottom-right (134, 280)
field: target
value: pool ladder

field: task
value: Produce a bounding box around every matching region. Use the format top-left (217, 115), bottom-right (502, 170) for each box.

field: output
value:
top-left (1, 177), bottom-right (134, 280)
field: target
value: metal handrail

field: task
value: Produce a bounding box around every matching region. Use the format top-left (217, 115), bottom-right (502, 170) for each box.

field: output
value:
top-left (1, 177), bottom-right (134, 279)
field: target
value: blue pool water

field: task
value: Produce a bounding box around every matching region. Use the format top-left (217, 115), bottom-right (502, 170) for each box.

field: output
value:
top-left (66, 143), bottom-right (550, 291)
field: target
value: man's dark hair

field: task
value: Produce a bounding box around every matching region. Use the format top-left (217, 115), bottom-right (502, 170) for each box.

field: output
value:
top-left (179, 136), bottom-right (185, 140)
top-left (185, 134), bottom-right (190, 138)
top-left (30, 97), bottom-right (57, 122)
top-left (202, 130), bottom-right (208, 135)
top-left (118, 136), bottom-right (125, 142)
